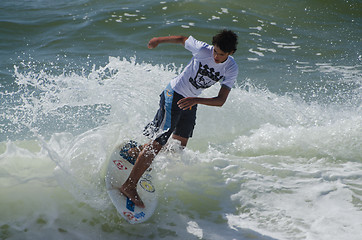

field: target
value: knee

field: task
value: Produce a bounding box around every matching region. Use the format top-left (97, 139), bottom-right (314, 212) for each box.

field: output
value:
top-left (171, 134), bottom-right (188, 147)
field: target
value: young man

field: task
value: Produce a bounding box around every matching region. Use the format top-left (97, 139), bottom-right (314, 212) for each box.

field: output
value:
top-left (120, 30), bottom-right (239, 208)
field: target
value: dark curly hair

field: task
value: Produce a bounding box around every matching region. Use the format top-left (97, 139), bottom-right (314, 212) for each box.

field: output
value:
top-left (212, 29), bottom-right (238, 53)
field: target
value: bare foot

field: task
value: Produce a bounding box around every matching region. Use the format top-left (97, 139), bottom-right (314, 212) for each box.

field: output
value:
top-left (120, 181), bottom-right (145, 208)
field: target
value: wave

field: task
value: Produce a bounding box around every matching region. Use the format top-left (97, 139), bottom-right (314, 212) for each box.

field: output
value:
top-left (1, 56), bottom-right (361, 240)
top-left (2, 57), bottom-right (361, 158)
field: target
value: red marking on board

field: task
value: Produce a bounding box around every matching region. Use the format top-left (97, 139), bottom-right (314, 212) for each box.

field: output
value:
top-left (113, 160), bottom-right (127, 170)
top-left (123, 211), bottom-right (145, 222)
top-left (123, 211), bottom-right (138, 222)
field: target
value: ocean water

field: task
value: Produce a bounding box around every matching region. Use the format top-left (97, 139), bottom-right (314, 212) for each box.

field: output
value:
top-left (0, 0), bottom-right (361, 239)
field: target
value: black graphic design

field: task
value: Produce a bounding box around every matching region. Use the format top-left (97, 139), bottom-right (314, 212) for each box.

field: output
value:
top-left (189, 63), bottom-right (224, 89)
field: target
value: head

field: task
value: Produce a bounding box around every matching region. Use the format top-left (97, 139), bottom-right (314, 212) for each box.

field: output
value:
top-left (212, 29), bottom-right (238, 63)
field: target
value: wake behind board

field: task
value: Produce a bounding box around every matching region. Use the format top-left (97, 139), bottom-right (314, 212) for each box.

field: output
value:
top-left (105, 140), bottom-right (157, 224)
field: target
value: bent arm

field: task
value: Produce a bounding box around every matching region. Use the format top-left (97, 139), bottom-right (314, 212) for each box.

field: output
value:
top-left (177, 85), bottom-right (231, 110)
top-left (148, 36), bottom-right (188, 49)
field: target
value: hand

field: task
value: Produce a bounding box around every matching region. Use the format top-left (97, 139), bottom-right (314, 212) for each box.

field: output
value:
top-left (177, 97), bottom-right (198, 110)
top-left (147, 37), bottom-right (159, 49)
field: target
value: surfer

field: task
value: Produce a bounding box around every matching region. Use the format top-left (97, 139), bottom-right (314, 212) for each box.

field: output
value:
top-left (120, 30), bottom-right (239, 208)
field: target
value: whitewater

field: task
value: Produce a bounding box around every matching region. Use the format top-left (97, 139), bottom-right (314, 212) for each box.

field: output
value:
top-left (1, 57), bottom-right (361, 240)
top-left (1, 0), bottom-right (361, 239)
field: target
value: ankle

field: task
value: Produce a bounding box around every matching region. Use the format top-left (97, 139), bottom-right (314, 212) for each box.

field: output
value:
top-left (124, 178), bottom-right (138, 188)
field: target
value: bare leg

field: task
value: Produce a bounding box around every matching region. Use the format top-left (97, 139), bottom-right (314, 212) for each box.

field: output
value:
top-left (120, 140), bottom-right (163, 208)
top-left (172, 134), bottom-right (189, 147)
top-left (127, 144), bottom-right (145, 160)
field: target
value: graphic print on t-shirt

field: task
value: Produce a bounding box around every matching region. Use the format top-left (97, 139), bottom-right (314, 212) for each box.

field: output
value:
top-left (189, 63), bottom-right (224, 89)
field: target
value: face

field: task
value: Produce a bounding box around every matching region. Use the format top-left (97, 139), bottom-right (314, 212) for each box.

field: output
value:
top-left (213, 45), bottom-right (232, 63)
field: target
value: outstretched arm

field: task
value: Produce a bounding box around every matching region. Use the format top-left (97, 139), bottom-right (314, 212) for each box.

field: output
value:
top-left (148, 36), bottom-right (188, 49)
top-left (177, 85), bottom-right (231, 110)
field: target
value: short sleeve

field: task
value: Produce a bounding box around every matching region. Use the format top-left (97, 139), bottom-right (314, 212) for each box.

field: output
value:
top-left (185, 35), bottom-right (209, 56)
top-left (221, 61), bottom-right (238, 89)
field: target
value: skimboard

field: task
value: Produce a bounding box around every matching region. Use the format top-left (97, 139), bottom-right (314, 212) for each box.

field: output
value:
top-left (105, 140), bottom-right (157, 224)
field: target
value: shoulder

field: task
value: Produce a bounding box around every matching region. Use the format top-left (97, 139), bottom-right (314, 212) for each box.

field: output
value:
top-left (185, 36), bottom-right (211, 53)
top-left (225, 57), bottom-right (238, 73)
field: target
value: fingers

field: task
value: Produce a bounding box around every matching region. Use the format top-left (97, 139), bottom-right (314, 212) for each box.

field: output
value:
top-left (147, 38), bottom-right (158, 49)
top-left (177, 98), bottom-right (195, 110)
top-left (147, 42), bottom-right (155, 49)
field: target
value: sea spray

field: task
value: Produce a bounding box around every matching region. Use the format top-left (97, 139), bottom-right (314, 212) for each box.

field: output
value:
top-left (1, 57), bottom-right (361, 240)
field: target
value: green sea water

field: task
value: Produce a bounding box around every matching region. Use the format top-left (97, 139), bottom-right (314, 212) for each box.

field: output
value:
top-left (0, 0), bottom-right (361, 239)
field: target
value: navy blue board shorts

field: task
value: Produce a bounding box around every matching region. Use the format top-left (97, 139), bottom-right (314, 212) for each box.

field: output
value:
top-left (143, 84), bottom-right (197, 145)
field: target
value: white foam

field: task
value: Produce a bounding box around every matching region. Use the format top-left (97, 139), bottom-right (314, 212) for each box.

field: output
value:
top-left (187, 221), bottom-right (203, 239)
top-left (2, 57), bottom-right (361, 240)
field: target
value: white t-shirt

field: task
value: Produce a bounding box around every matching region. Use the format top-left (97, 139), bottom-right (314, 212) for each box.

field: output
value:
top-left (170, 35), bottom-right (238, 98)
